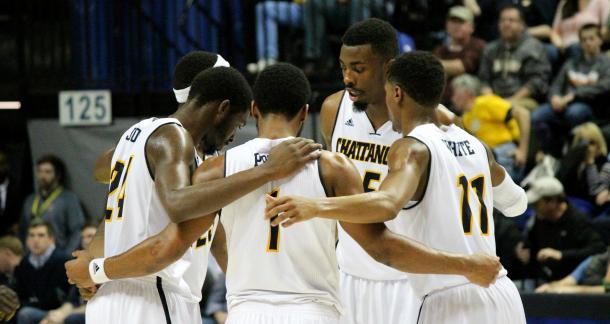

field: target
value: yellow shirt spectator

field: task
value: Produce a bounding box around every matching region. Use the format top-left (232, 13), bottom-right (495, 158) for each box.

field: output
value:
top-left (462, 94), bottom-right (520, 148)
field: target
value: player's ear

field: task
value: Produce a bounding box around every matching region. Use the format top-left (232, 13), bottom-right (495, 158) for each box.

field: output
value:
top-left (250, 100), bottom-right (256, 117)
top-left (251, 101), bottom-right (261, 120)
top-left (393, 84), bottom-right (403, 103)
top-left (217, 99), bottom-right (231, 119)
top-left (298, 104), bottom-right (309, 122)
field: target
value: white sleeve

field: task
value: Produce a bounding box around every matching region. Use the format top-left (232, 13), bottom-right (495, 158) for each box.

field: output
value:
top-left (492, 168), bottom-right (527, 217)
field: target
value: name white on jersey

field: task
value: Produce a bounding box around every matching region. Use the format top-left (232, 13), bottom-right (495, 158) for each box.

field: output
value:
top-left (402, 124), bottom-right (507, 297)
top-left (331, 92), bottom-right (409, 281)
top-left (221, 137), bottom-right (341, 312)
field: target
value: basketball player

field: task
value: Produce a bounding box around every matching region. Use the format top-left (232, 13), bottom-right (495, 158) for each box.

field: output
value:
top-left (68, 52), bottom-right (236, 309)
top-left (317, 18), bottom-right (458, 324)
top-left (266, 52), bottom-right (527, 323)
top-left (65, 66), bottom-right (322, 323)
top-left (192, 63), bottom-right (500, 324)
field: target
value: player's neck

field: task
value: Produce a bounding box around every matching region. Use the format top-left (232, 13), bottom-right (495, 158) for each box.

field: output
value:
top-left (170, 106), bottom-right (209, 144)
top-left (257, 115), bottom-right (299, 139)
top-left (365, 102), bottom-right (390, 129)
top-left (401, 105), bottom-right (439, 134)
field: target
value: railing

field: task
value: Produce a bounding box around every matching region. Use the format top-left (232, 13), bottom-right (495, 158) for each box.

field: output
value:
top-left (12, 0), bottom-right (244, 93)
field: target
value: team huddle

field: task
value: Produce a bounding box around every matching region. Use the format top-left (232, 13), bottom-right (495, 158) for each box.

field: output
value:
top-left (64, 19), bottom-right (528, 324)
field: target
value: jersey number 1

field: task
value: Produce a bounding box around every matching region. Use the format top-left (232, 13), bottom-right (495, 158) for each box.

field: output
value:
top-left (267, 189), bottom-right (281, 252)
top-left (457, 174), bottom-right (489, 235)
top-left (105, 155), bottom-right (134, 222)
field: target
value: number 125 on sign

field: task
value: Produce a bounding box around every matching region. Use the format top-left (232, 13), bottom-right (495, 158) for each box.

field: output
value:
top-left (59, 90), bottom-right (112, 126)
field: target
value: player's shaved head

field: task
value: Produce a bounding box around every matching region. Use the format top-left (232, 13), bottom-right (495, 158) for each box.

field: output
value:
top-left (387, 51), bottom-right (445, 109)
top-left (254, 63), bottom-right (311, 119)
top-left (189, 67), bottom-right (252, 112)
top-left (342, 18), bottom-right (398, 61)
top-left (172, 51), bottom-right (219, 90)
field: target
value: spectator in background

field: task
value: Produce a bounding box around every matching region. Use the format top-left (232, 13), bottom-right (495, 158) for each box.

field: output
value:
top-left (19, 155), bottom-right (85, 253)
top-left (536, 249), bottom-right (610, 294)
top-left (434, 6), bottom-right (486, 105)
top-left (520, 177), bottom-right (606, 282)
top-left (479, 4), bottom-right (551, 111)
top-left (0, 236), bottom-right (23, 285)
top-left (451, 74), bottom-right (530, 182)
top-left (0, 236), bottom-right (23, 321)
top-left (533, 24), bottom-right (610, 157)
top-left (39, 223), bottom-right (97, 324)
top-left (15, 220), bottom-right (71, 324)
top-left (0, 150), bottom-right (24, 236)
top-left (247, 1), bottom-right (303, 74)
top-left (302, 0), bottom-right (385, 73)
top-left (556, 123), bottom-right (610, 210)
top-left (551, 0), bottom-right (610, 59)
top-left (494, 211), bottom-right (528, 280)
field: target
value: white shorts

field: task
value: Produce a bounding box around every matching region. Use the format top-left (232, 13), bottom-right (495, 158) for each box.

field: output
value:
top-left (417, 276), bottom-right (525, 324)
top-left (339, 271), bottom-right (421, 324)
top-left (227, 301), bottom-right (340, 324)
top-left (85, 278), bottom-right (201, 324)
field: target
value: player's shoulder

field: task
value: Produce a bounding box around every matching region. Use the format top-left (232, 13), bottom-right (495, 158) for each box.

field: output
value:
top-left (320, 91), bottom-right (344, 121)
top-left (319, 150), bottom-right (354, 171)
top-left (193, 155), bottom-right (225, 184)
top-left (148, 122), bottom-right (193, 148)
top-left (387, 137), bottom-right (431, 167)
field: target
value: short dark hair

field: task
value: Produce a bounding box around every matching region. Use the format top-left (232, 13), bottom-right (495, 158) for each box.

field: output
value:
top-left (253, 63), bottom-right (311, 119)
top-left (28, 219), bottom-right (54, 238)
top-left (387, 51), bottom-right (446, 108)
top-left (172, 51), bottom-right (219, 89)
top-left (579, 23), bottom-right (602, 39)
top-left (188, 67), bottom-right (253, 112)
top-left (82, 219), bottom-right (98, 231)
top-left (499, 4), bottom-right (525, 22)
top-left (36, 154), bottom-right (66, 186)
top-left (342, 18), bottom-right (399, 61)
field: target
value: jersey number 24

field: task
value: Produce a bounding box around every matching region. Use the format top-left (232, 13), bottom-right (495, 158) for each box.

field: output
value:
top-left (105, 155), bottom-right (134, 222)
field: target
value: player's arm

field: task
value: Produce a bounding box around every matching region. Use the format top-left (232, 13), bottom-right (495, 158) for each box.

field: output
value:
top-left (210, 223), bottom-right (227, 273)
top-left (65, 156), bottom-right (225, 287)
top-left (483, 142), bottom-right (528, 217)
top-left (93, 148), bottom-right (115, 184)
top-left (266, 138), bottom-right (427, 225)
top-left (315, 152), bottom-right (500, 286)
top-left (511, 105), bottom-right (530, 166)
top-left (436, 104), bottom-right (463, 128)
top-left (149, 124), bottom-right (320, 224)
top-left (87, 220), bottom-right (105, 258)
top-left (319, 91), bottom-right (343, 148)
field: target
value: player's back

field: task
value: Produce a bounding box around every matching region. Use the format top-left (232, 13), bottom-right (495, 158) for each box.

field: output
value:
top-left (104, 117), bottom-right (197, 299)
top-left (221, 137), bottom-right (340, 312)
top-left (401, 123), bottom-right (506, 297)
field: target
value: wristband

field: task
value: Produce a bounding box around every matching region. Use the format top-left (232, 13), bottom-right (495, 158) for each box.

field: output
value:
top-left (89, 258), bottom-right (111, 284)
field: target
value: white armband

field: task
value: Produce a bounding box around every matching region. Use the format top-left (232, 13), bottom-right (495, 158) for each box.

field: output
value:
top-left (493, 169), bottom-right (527, 217)
top-left (89, 258), bottom-right (111, 284)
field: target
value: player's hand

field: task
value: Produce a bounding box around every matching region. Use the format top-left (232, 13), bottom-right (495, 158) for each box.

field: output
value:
top-left (263, 138), bottom-right (322, 180)
top-left (65, 250), bottom-right (95, 288)
top-left (0, 285), bottom-right (19, 322)
top-left (463, 253), bottom-right (501, 288)
top-left (537, 248), bottom-right (562, 262)
top-left (511, 148), bottom-right (527, 167)
top-left (265, 195), bottom-right (319, 227)
top-left (79, 286), bottom-right (98, 301)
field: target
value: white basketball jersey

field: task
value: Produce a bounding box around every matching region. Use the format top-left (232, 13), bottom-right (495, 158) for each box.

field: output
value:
top-left (402, 124), bottom-right (507, 297)
top-left (181, 151), bottom-right (219, 302)
top-left (104, 117), bottom-right (213, 302)
top-left (221, 137), bottom-right (341, 313)
top-left (330, 91), bottom-right (408, 281)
